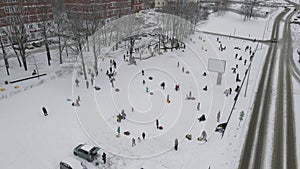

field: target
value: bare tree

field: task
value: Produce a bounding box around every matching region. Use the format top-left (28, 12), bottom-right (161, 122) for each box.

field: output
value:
top-left (0, 37), bottom-right (10, 75)
top-left (68, 15), bottom-right (88, 80)
top-left (88, 1), bottom-right (105, 76)
top-left (52, 0), bottom-right (69, 64)
top-left (5, 2), bottom-right (28, 71)
top-left (40, 0), bottom-right (54, 66)
top-left (12, 26), bottom-right (27, 71)
top-left (214, 0), bottom-right (229, 16)
top-left (242, 0), bottom-right (258, 21)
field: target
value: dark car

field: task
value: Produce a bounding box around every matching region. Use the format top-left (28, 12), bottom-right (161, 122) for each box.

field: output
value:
top-left (271, 38), bottom-right (277, 43)
top-left (73, 144), bottom-right (100, 162)
top-left (32, 42), bottom-right (42, 47)
top-left (60, 162), bottom-right (72, 169)
top-left (59, 157), bottom-right (82, 169)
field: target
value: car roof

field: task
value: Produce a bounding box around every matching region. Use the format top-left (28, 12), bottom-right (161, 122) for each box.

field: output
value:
top-left (81, 144), bottom-right (95, 152)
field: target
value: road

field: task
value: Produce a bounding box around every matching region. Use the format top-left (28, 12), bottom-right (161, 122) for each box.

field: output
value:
top-left (238, 6), bottom-right (298, 169)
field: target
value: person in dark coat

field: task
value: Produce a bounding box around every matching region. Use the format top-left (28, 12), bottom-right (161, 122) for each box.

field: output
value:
top-left (142, 132), bottom-right (146, 140)
top-left (132, 138), bottom-right (136, 147)
top-left (42, 107), bottom-right (48, 116)
top-left (174, 138), bottom-right (178, 151)
top-left (160, 82), bottom-right (165, 89)
top-left (102, 152), bottom-right (106, 164)
top-left (156, 119), bottom-right (159, 129)
top-left (198, 114), bottom-right (206, 122)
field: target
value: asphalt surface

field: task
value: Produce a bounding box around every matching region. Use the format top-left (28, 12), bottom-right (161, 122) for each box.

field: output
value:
top-left (238, 6), bottom-right (298, 169)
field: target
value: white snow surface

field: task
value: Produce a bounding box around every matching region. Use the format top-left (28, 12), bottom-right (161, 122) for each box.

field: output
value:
top-left (0, 7), bottom-right (299, 169)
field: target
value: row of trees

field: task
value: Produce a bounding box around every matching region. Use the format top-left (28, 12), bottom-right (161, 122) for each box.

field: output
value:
top-left (0, 0), bottom-right (259, 77)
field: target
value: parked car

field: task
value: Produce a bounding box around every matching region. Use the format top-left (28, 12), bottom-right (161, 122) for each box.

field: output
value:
top-left (59, 157), bottom-right (82, 169)
top-left (25, 44), bottom-right (34, 49)
top-left (271, 38), bottom-right (277, 43)
top-left (73, 144), bottom-right (100, 162)
top-left (141, 32), bottom-right (148, 37)
top-left (32, 42), bottom-right (42, 47)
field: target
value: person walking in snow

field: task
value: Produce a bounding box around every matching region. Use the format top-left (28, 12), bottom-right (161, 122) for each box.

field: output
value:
top-left (142, 70), bottom-right (144, 76)
top-left (142, 132), bottom-right (146, 140)
top-left (236, 73), bottom-right (240, 82)
top-left (42, 106), bottom-right (48, 116)
top-left (146, 86), bottom-right (149, 93)
top-left (113, 60), bottom-right (117, 69)
top-left (202, 131), bottom-right (207, 142)
top-left (86, 81), bottom-right (89, 88)
top-left (143, 80), bottom-right (145, 85)
top-left (75, 79), bottom-right (79, 87)
top-left (160, 82), bottom-right (165, 89)
top-left (132, 138), bottom-right (136, 147)
top-left (102, 152), bottom-right (107, 164)
top-left (156, 119), bottom-right (159, 129)
top-left (217, 111), bottom-right (221, 122)
top-left (197, 102), bottom-right (201, 111)
top-left (90, 78), bottom-right (94, 86)
top-left (110, 79), bottom-right (114, 88)
top-left (117, 126), bottom-right (120, 134)
top-left (174, 138), bottom-right (179, 151)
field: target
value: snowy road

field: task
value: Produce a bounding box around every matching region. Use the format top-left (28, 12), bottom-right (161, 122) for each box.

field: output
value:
top-left (238, 6), bottom-right (298, 169)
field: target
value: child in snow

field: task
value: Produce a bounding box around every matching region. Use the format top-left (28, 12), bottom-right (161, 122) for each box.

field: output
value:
top-left (132, 138), bottom-right (136, 147)
top-left (174, 138), bottom-right (178, 151)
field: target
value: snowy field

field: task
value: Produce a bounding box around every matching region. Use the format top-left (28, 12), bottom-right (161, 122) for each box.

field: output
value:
top-left (0, 7), bottom-right (299, 169)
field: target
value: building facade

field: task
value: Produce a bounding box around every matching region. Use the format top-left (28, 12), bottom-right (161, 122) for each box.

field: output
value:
top-left (0, 0), bottom-right (54, 45)
top-left (63, 0), bottom-right (143, 23)
top-left (0, 0), bottom-right (143, 46)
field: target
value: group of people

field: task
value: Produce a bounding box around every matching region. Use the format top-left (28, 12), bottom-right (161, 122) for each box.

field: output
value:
top-left (105, 59), bottom-right (118, 88)
top-left (217, 37), bottom-right (227, 51)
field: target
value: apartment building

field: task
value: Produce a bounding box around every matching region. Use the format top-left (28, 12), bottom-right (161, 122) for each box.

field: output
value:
top-left (0, 0), bottom-right (143, 46)
top-left (64, 0), bottom-right (143, 23)
top-left (0, 0), bottom-right (54, 45)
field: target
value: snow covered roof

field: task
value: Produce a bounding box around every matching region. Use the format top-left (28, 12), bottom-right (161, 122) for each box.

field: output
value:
top-left (81, 144), bottom-right (95, 152)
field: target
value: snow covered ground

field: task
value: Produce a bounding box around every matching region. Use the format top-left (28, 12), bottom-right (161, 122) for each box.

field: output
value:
top-left (0, 6), bottom-right (298, 169)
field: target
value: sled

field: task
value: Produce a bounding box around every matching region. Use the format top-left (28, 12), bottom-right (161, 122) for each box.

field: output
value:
top-left (116, 134), bottom-right (120, 138)
top-left (158, 126), bottom-right (163, 130)
top-left (94, 86), bottom-right (101, 90)
top-left (124, 131), bottom-right (130, 135)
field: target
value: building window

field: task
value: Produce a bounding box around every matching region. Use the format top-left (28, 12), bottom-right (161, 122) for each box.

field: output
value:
top-left (31, 33), bottom-right (35, 39)
top-left (111, 2), bottom-right (117, 7)
top-left (4, 0), bottom-right (17, 3)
